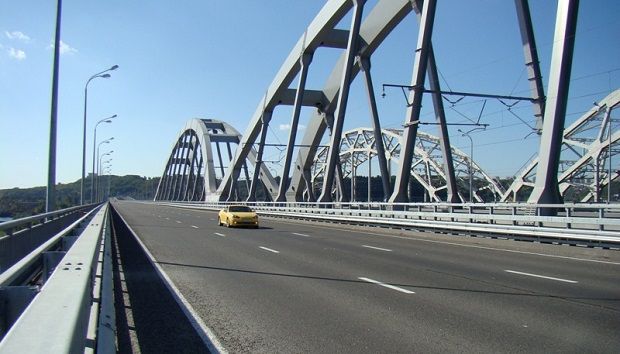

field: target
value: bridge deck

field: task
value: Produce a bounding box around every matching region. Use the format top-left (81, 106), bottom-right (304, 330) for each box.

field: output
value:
top-left (112, 201), bottom-right (620, 353)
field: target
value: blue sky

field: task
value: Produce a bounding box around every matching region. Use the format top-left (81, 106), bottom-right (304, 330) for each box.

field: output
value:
top-left (1, 0), bottom-right (618, 189)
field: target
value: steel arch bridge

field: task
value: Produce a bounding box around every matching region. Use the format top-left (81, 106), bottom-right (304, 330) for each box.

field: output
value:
top-left (311, 128), bottom-right (504, 203)
top-left (155, 0), bottom-right (617, 205)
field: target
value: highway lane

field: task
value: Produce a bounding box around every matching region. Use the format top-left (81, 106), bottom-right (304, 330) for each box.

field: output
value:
top-left (112, 201), bottom-right (620, 353)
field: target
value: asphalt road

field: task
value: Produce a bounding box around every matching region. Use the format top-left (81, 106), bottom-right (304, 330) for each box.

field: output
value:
top-left (111, 201), bottom-right (620, 353)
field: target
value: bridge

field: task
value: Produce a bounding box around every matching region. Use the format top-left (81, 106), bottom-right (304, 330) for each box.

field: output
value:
top-left (1, 0), bottom-right (619, 353)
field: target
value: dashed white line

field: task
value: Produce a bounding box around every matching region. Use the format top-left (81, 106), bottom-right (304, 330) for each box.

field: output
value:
top-left (362, 245), bottom-right (392, 252)
top-left (191, 225), bottom-right (199, 229)
top-left (176, 220), bottom-right (182, 224)
top-left (292, 232), bottom-right (310, 237)
top-left (358, 277), bottom-right (415, 294)
top-left (259, 246), bottom-right (280, 254)
top-left (165, 217), bottom-right (170, 220)
top-left (505, 270), bottom-right (578, 284)
top-left (214, 233), bottom-right (226, 237)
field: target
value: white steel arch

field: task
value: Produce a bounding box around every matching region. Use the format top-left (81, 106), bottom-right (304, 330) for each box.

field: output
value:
top-left (503, 90), bottom-right (620, 202)
top-left (311, 128), bottom-right (505, 202)
top-left (155, 118), bottom-right (278, 202)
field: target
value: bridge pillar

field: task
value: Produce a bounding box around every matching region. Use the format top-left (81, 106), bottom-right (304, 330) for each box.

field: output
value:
top-left (359, 56), bottom-right (392, 200)
top-left (277, 52), bottom-right (314, 202)
top-left (317, 0), bottom-right (366, 203)
top-left (426, 46), bottom-right (459, 203)
top-left (389, 0), bottom-right (437, 204)
top-left (528, 0), bottom-right (579, 207)
top-left (247, 111), bottom-right (273, 202)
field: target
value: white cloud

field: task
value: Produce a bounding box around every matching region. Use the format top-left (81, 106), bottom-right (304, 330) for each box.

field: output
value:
top-left (8, 47), bottom-right (26, 60)
top-left (279, 123), bottom-right (306, 131)
top-left (49, 40), bottom-right (78, 55)
top-left (5, 31), bottom-right (30, 42)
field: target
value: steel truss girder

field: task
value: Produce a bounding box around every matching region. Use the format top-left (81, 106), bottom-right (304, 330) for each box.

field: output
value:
top-left (503, 90), bottom-right (620, 202)
top-left (312, 128), bottom-right (504, 202)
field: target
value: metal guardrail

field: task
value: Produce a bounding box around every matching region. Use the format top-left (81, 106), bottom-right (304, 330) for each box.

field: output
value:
top-left (0, 204), bottom-right (98, 236)
top-left (0, 204), bottom-right (115, 353)
top-left (157, 201), bottom-right (620, 247)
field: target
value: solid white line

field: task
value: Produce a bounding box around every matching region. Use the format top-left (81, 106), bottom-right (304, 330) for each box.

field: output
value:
top-left (292, 232), bottom-right (310, 237)
top-left (505, 270), bottom-right (578, 284)
top-left (191, 225), bottom-right (199, 229)
top-left (358, 277), bottom-right (415, 294)
top-left (260, 246), bottom-right (280, 254)
top-left (362, 245), bottom-right (392, 252)
top-left (214, 232), bottom-right (225, 237)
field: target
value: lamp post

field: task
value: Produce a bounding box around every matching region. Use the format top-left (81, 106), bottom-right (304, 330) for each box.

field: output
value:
top-left (97, 152), bottom-right (113, 202)
top-left (458, 128), bottom-right (484, 203)
top-left (91, 115), bottom-right (116, 203)
top-left (95, 138), bottom-right (113, 199)
top-left (46, 0), bottom-right (62, 212)
top-left (99, 160), bottom-right (112, 202)
top-left (102, 165), bottom-right (112, 201)
top-left (81, 65), bottom-right (118, 205)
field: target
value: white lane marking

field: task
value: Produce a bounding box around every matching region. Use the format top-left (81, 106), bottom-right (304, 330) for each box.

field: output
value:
top-left (272, 220), bottom-right (620, 265)
top-left (362, 245), bottom-right (392, 252)
top-left (358, 277), bottom-right (415, 294)
top-left (214, 233), bottom-right (226, 237)
top-left (165, 217), bottom-right (170, 220)
top-left (505, 270), bottom-right (578, 284)
top-left (191, 225), bottom-right (199, 229)
top-left (210, 218), bottom-right (216, 221)
top-left (292, 232), bottom-right (310, 237)
top-left (176, 220), bottom-right (182, 224)
top-left (260, 246), bottom-right (280, 254)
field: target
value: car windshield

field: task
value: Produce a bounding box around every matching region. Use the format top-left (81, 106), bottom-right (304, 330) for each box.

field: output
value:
top-left (229, 206), bottom-right (253, 212)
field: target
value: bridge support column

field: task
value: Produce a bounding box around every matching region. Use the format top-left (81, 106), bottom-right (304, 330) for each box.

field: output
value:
top-left (528, 0), bottom-right (579, 208)
top-left (427, 46), bottom-right (459, 203)
top-left (226, 142), bottom-right (239, 201)
top-left (359, 57), bottom-right (391, 200)
top-left (248, 111), bottom-right (273, 202)
top-left (302, 168), bottom-right (315, 202)
top-left (389, 0), bottom-right (437, 204)
top-left (318, 0), bottom-right (366, 203)
top-left (277, 53), bottom-right (314, 202)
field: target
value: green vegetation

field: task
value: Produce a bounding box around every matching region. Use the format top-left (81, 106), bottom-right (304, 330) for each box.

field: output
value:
top-left (0, 175), bottom-right (160, 219)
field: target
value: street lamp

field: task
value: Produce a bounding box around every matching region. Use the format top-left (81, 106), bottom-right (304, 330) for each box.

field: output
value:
top-left (97, 152), bottom-right (113, 202)
top-left (458, 128), bottom-right (485, 203)
top-left (91, 115), bottom-right (117, 202)
top-left (102, 165), bottom-right (112, 201)
top-left (95, 139), bottom-right (113, 201)
top-left (100, 160), bottom-right (112, 202)
top-left (81, 65), bottom-right (118, 205)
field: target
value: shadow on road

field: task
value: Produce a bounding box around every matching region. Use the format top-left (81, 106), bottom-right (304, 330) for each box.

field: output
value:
top-left (111, 208), bottom-right (211, 354)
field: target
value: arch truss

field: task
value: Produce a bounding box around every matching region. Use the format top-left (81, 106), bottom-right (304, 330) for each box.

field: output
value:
top-left (503, 90), bottom-right (620, 202)
top-left (310, 128), bottom-right (504, 203)
top-left (157, 1), bottom-right (597, 205)
top-left (154, 119), bottom-right (278, 202)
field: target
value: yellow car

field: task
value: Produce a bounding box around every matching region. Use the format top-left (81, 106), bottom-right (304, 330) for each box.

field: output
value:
top-left (218, 205), bottom-right (259, 228)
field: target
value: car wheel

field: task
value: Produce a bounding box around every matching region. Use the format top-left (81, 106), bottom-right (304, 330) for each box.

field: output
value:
top-left (217, 217), bottom-right (222, 226)
top-left (226, 218), bottom-right (231, 228)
